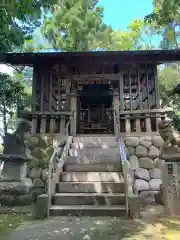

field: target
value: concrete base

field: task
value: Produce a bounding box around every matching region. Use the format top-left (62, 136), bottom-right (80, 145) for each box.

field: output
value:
top-left (50, 205), bottom-right (126, 217)
top-left (129, 195), bottom-right (140, 219)
top-left (56, 182), bottom-right (125, 193)
top-left (61, 172), bottom-right (124, 182)
top-left (64, 163), bottom-right (122, 172)
top-left (33, 194), bottom-right (47, 220)
top-left (52, 193), bottom-right (125, 205)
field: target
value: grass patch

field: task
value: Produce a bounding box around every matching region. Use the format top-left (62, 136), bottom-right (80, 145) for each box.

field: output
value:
top-left (0, 214), bottom-right (32, 240)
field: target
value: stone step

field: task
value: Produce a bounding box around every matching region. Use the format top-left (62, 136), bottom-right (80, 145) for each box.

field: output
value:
top-left (52, 193), bottom-right (125, 205)
top-left (64, 163), bottom-right (122, 172)
top-left (56, 182), bottom-right (125, 193)
top-left (72, 136), bottom-right (117, 148)
top-left (68, 148), bottom-right (120, 164)
top-left (50, 205), bottom-right (126, 217)
top-left (61, 172), bottom-right (124, 182)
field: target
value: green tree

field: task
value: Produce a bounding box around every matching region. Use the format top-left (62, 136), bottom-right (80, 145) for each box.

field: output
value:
top-left (158, 65), bottom-right (180, 130)
top-left (145, 0), bottom-right (180, 49)
top-left (42, 0), bottom-right (113, 51)
top-left (0, 74), bottom-right (29, 139)
top-left (110, 20), bottom-right (154, 50)
top-left (0, 0), bottom-right (57, 52)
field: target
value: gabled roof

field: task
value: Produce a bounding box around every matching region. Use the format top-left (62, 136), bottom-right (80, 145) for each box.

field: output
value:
top-left (0, 50), bottom-right (180, 66)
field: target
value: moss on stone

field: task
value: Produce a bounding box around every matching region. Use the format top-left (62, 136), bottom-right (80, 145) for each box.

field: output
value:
top-left (27, 135), bottom-right (55, 170)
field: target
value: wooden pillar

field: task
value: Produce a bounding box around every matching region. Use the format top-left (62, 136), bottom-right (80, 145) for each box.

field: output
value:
top-left (119, 73), bottom-right (124, 111)
top-left (113, 90), bottom-right (120, 136)
top-left (40, 115), bottom-right (46, 133)
top-left (50, 116), bottom-right (56, 133)
top-left (154, 65), bottom-right (160, 108)
top-left (40, 70), bottom-right (44, 112)
top-left (32, 66), bottom-right (37, 112)
top-left (70, 90), bottom-right (77, 136)
top-left (32, 115), bottom-right (37, 134)
top-left (60, 116), bottom-right (66, 135)
top-left (49, 73), bottom-right (52, 112)
top-left (125, 115), bottom-right (131, 133)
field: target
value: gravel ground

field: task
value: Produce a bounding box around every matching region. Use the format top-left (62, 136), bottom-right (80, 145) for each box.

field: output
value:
top-left (6, 205), bottom-right (177, 240)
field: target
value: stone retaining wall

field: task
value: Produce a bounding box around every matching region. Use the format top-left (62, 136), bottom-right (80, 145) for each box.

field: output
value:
top-left (0, 135), bottom-right (66, 207)
top-left (0, 167), bottom-right (48, 206)
top-left (124, 136), bottom-right (165, 198)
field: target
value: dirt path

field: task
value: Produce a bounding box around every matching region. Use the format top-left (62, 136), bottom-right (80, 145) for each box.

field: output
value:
top-left (4, 205), bottom-right (180, 240)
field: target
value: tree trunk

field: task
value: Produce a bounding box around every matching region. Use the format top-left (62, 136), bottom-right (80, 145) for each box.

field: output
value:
top-left (2, 101), bottom-right (7, 136)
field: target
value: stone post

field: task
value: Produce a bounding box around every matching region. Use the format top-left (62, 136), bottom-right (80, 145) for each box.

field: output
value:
top-left (162, 160), bottom-right (180, 216)
top-left (70, 90), bottom-right (77, 136)
top-left (113, 90), bottom-right (120, 137)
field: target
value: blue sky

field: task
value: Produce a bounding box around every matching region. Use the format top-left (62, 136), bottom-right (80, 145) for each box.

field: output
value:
top-left (99, 0), bottom-right (154, 30)
top-left (33, 0), bottom-right (160, 48)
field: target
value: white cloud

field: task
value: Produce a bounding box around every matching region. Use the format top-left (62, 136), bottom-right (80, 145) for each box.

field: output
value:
top-left (0, 64), bottom-right (14, 76)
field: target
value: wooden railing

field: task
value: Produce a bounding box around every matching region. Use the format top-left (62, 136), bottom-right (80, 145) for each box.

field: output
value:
top-left (118, 108), bottom-right (173, 135)
top-left (115, 110), bottom-right (140, 217)
top-left (47, 112), bottom-right (74, 217)
top-left (119, 136), bottom-right (130, 215)
top-left (21, 111), bottom-right (72, 134)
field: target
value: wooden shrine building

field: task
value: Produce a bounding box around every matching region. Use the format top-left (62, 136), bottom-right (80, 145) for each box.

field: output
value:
top-left (1, 50), bottom-right (180, 136)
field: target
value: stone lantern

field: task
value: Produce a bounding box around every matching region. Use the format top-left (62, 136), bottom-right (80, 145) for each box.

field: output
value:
top-left (0, 120), bottom-right (31, 181)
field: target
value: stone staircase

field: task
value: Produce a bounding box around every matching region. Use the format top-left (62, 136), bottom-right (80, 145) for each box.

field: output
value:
top-left (50, 136), bottom-right (127, 216)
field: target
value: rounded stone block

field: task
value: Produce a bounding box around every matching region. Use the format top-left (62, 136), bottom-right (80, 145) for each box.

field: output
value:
top-left (31, 147), bottom-right (47, 160)
top-left (127, 147), bottom-right (135, 156)
top-left (33, 178), bottom-right (44, 188)
top-left (32, 188), bottom-right (46, 202)
top-left (138, 157), bottom-right (154, 169)
top-left (148, 146), bottom-right (159, 159)
top-left (125, 137), bottom-right (139, 147)
top-left (154, 158), bottom-right (165, 170)
top-left (149, 179), bottom-right (162, 191)
top-left (135, 145), bottom-right (148, 157)
top-left (139, 137), bottom-right (152, 149)
top-left (149, 168), bottom-right (162, 179)
top-left (27, 136), bottom-right (38, 150)
top-left (0, 194), bottom-right (14, 206)
top-left (41, 169), bottom-right (48, 181)
top-left (139, 191), bottom-right (149, 198)
top-left (29, 168), bottom-right (42, 179)
top-left (134, 168), bottom-right (150, 182)
top-left (0, 181), bottom-right (32, 195)
top-left (152, 136), bottom-right (164, 148)
top-left (129, 155), bottom-right (139, 170)
top-left (155, 191), bottom-right (164, 205)
top-left (14, 194), bottom-right (33, 206)
top-left (134, 179), bottom-right (150, 192)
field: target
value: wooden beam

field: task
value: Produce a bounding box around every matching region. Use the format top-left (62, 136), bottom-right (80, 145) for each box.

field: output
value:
top-left (73, 74), bottom-right (120, 81)
top-left (119, 108), bottom-right (173, 115)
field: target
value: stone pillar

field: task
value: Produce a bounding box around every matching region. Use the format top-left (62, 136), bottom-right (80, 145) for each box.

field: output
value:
top-left (70, 90), bottom-right (77, 136)
top-left (162, 160), bottom-right (180, 216)
top-left (113, 90), bottom-right (120, 137)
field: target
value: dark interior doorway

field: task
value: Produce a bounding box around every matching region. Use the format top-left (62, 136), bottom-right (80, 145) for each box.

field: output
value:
top-left (77, 84), bottom-right (114, 134)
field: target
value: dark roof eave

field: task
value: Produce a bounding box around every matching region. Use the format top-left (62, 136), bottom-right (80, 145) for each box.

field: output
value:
top-left (0, 50), bottom-right (180, 66)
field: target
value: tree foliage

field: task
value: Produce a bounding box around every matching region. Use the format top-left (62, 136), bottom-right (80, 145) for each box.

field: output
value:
top-left (0, 74), bottom-right (29, 137)
top-left (0, 0), bottom-right (57, 52)
top-left (42, 0), bottom-right (113, 51)
top-left (110, 20), bottom-right (154, 50)
top-left (145, 0), bottom-right (180, 49)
